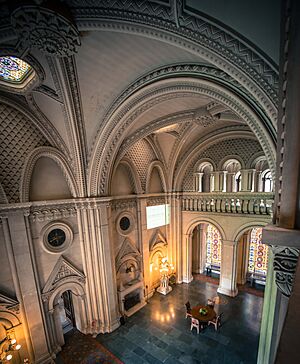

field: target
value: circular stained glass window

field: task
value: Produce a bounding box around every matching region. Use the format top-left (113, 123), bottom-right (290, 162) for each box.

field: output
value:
top-left (0, 56), bottom-right (32, 83)
top-left (120, 216), bottom-right (130, 231)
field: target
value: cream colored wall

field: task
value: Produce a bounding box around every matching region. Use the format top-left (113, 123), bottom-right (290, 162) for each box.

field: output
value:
top-left (30, 157), bottom-right (72, 201)
top-left (0, 225), bottom-right (15, 297)
top-left (111, 164), bottom-right (134, 196)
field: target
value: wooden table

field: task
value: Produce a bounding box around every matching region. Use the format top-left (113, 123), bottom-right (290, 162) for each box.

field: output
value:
top-left (191, 305), bottom-right (216, 323)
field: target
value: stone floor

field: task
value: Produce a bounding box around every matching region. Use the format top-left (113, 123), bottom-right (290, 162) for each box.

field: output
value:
top-left (96, 279), bottom-right (263, 364)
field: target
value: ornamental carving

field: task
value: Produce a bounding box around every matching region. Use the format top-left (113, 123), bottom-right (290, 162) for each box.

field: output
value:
top-left (193, 107), bottom-right (220, 127)
top-left (272, 246), bottom-right (300, 297)
top-left (11, 4), bottom-right (81, 57)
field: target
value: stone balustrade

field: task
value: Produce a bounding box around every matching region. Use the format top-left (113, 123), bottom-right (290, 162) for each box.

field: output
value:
top-left (181, 192), bottom-right (274, 215)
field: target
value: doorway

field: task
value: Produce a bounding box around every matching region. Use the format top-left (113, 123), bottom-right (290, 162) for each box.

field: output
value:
top-left (60, 290), bottom-right (76, 334)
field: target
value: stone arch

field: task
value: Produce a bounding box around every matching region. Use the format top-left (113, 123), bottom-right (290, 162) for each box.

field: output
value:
top-left (20, 146), bottom-right (78, 202)
top-left (195, 158), bottom-right (216, 172)
top-left (233, 220), bottom-right (268, 243)
top-left (145, 161), bottom-right (167, 193)
top-left (89, 77), bottom-right (276, 196)
top-left (174, 130), bottom-right (257, 191)
top-left (219, 155), bottom-right (245, 171)
top-left (182, 216), bottom-right (226, 284)
top-left (43, 279), bottom-right (87, 354)
top-left (110, 157), bottom-right (143, 195)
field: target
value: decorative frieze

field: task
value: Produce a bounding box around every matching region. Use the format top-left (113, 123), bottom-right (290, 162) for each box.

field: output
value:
top-left (111, 199), bottom-right (137, 211)
top-left (272, 246), bottom-right (300, 297)
top-left (30, 205), bottom-right (77, 222)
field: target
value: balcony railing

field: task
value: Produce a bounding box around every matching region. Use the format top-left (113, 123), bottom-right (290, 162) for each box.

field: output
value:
top-left (181, 192), bottom-right (274, 215)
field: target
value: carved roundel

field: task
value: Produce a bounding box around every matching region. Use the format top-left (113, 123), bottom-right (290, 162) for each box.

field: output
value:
top-left (116, 212), bottom-right (135, 236)
top-left (11, 5), bottom-right (81, 57)
top-left (41, 221), bottom-right (73, 254)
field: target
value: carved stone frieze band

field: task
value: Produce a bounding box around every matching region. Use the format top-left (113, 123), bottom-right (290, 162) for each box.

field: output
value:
top-left (272, 245), bottom-right (300, 297)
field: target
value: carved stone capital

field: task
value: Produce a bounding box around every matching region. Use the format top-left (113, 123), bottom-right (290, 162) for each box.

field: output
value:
top-left (272, 245), bottom-right (300, 297)
top-left (11, 4), bottom-right (81, 57)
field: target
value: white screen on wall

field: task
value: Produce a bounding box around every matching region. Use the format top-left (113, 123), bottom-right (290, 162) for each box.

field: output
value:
top-left (146, 204), bottom-right (170, 229)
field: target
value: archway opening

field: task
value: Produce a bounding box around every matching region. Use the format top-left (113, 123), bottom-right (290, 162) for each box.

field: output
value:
top-left (59, 290), bottom-right (76, 335)
top-left (191, 223), bottom-right (222, 279)
top-left (237, 227), bottom-right (268, 291)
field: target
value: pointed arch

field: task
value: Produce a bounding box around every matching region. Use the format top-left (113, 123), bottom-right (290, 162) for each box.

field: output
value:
top-left (20, 146), bottom-right (78, 202)
top-left (145, 161), bottom-right (167, 193)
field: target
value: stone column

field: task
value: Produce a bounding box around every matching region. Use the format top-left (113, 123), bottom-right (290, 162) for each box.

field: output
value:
top-left (193, 172), bottom-right (204, 192)
top-left (217, 240), bottom-right (238, 297)
top-left (76, 200), bottom-right (120, 335)
top-left (192, 226), bottom-right (201, 273)
top-left (2, 211), bottom-right (52, 364)
top-left (211, 171), bottom-right (227, 192)
top-left (182, 232), bottom-right (193, 283)
top-left (226, 172), bottom-right (236, 192)
top-left (240, 169), bottom-right (256, 192)
top-left (255, 171), bottom-right (263, 192)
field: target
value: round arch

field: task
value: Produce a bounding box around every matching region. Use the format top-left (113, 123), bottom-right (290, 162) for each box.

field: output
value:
top-left (20, 146), bottom-right (79, 202)
top-left (89, 78), bottom-right (276, 196)
top-left (145, 161), bottom-right (167, 193)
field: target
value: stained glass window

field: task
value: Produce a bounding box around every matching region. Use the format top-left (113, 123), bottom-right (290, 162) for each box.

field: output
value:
top-left (206, 224), bottom-right (222, 268)
top-left (248, 227), bottom-right (268, 276)
top-left (0, 56), bottom-right (32, 83)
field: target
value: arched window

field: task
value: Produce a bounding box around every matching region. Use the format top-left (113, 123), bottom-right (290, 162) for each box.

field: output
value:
top-left (235, 171), bottom-right (241, 192)
top-left (206, 224), bottom-right (222, 271)
top-left (0, 56), bottom-right (32, 83)
top-left (262, 170), bottom-right (273, 192)
top-left (248, 227), bottom-right (268, 277)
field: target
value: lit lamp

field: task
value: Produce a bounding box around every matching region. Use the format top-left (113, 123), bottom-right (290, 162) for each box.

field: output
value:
top-left (0, 336), bottom-right (22, 363)
top-left (157, 257), bottom-right (173, 295)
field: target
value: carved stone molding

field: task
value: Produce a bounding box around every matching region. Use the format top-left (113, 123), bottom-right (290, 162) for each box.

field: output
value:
top-left (20, 146), bottom-right (78, 202)
top-left (69, 2), bottom-right (278, 102)
top-left (111, 199), bottom-right (137, 211)
top-left (147, 197), bottom-right (168, 206)
top-left (89, 79), bottom-right (276, 196)
top-left (272, 245), bottom-right (300, 297)
top-left (0, 293), bottom-right (20, 316)
top-left (11, 4), bottom-right (81, 57)
top-left (30, 204), bottom-right (77, 222)
top-left (193, 107), bottom-right (220, 127)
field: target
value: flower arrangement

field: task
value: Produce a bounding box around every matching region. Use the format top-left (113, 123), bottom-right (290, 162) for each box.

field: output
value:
top-left (199, 308), bottom-right (208, 315)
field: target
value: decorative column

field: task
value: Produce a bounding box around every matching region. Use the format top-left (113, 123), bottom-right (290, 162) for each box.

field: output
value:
top-left (240, 169), bottom-right (256, 192)
top-left (1, 210), bottom-right (52, 364)
top-left (76, 200), bottom-right (120, 335)
top-left (211, 171), bottom-right (227, 192)
top-left (217, 240), bottom-right (238, 297)
top-left (193, 172), bottom-right (204, 192)
top-left (182, 232), bottom-right (193, 283)
top-left (255, 171), bottom-right (263, 192)
top-left (226, 172), bottom-right (236, 192)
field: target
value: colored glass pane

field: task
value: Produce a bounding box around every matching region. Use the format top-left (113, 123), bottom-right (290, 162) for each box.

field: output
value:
top-left (248, 227), bottom-right (268, 276)
top-left (206, 224), bottom-right (221, 268)
top-left (0, 56), bottom-right (31, 83)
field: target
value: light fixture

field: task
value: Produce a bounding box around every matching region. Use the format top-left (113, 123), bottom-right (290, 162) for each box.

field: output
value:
top-left (0, 336), bottom-right (22, 363)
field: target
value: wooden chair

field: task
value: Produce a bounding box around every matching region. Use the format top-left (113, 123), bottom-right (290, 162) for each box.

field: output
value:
top-left (185, 301), bottom-right (192, 318)
top-left (207, 298), bottom-right (215, 308)
top-left (190, 317), bottom-right (200, 334)
top-left (208, 313), bottom-right (223, 331)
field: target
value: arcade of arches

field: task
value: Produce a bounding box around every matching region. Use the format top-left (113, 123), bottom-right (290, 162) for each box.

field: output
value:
top-left (0, 1), bottom-right (300, 364)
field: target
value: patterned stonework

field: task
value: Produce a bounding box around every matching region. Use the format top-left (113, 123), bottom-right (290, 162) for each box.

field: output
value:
top-left (125, 139), bottom-right (156, 191)
top-left (11, 5), bottom-right (81, 57)
top-left (182, 138), bottom-right (262, 191)
top-left (272, 246), bottom-right (300, 297)
top-left (0, 103), bottom-right (49, 202)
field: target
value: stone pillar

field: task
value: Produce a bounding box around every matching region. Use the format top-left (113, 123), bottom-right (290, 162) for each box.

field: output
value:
top-left (193, 172), bottom-right (204, 192)
top-left (240, 169), bottom-right (256, 192)
top-left (255, 171), bottom-right (263, 192)
top-left (236, 232), bottom-right (249, 285)
top-left (76, 200), bottom-right (120, 335)
top-left (226, 172), bottom-right (236, 192)
top-left (182, 233), bottom-right (193, 283)
top-left (2, 211), bottom-right (52, 364)
top-left (138, 198), bottom-right (150, 296)
top-left (172, 193), bottom-right (182, 283)
top-left (211, 171), bottom-right (227, 192)
top-left (217, 240), bottom-right (238, 297)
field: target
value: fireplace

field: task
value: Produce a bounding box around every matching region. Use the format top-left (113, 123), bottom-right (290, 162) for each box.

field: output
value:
top-left (118, 280), bottom-right (146, 316)
top-left (124, 291), bottom-right (140, 311)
